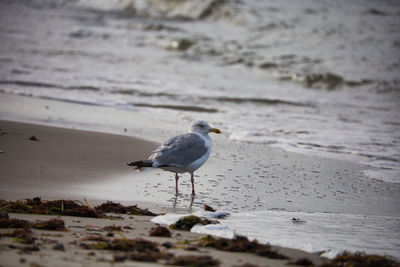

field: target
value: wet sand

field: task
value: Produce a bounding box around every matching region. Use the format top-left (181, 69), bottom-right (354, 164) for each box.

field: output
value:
top-left (0, 119), bottom-right (156, 202)
top-left (1, 92), bottom-right (399, 216)
top-left (0, 120), bottom-right (331, 266)
top-left (0, 92), bottom-right (399, 261)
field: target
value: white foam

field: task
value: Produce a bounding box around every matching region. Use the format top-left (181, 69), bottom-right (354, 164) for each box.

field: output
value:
top-left (151, 213), bottom-right (185, 226)
top-left (152, 210), bottom-right (400, 259)
top-left (222, 210), bottom-right (400, 259)
top-left (151, 211), bottom-right (230, 226)
top-left (191, 224), bottom-right (235, 239)
top-left (193, 211), bottom-right (231, 220)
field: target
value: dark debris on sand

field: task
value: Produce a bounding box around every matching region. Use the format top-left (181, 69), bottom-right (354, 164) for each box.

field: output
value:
top-left (166, 255), bottom-right (220, 266)
top-left (170, 215), bottom-right (213, 231)
top-left (84, 237), bottom-right (174, 263)
top-left (233, 264), bottom-right (260, 267)
top-left (0, 228), bottom-right (34, 244)
top-left (0, 217), bottom-right (67, 231)
top-left (0, 218), bottom-right (31, 229)
top-left (114, 251), bottom-right (173, 263)
top-left (199, 235), bottom-right (288, 259)
top-left (32, 218), bottom-right (67, 231)
top-left (28, 135), bottom-right (39, 141)
top-left (103, 225), bottom-right (123, 232)
top-left (149, 225), bottom-right (171, 237)
top-left (85, 238), bottom-right (160, 252)
top-left (320, 252), bottom-right (400, 267)
top-left (287, 257), bottom-right (314, 266)
top-left (203, 204), bottom-right (216, 212)
top-left (0, 198), bottom-right (103, 218)
top-left (94, 201), bottom-right (158, 216)
top-left (0, 198), bottom-right (157, 218)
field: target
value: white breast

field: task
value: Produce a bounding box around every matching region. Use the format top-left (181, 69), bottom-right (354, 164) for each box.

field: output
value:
top-left (185, 133), bottom-right (212, 173)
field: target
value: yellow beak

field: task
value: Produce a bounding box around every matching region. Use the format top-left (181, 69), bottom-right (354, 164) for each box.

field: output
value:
top-left (209, 128), bottom-right (221, 134)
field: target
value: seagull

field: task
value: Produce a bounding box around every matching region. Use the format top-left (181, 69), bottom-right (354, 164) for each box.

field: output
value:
top-left (127, 120), bottom-right (221, 195)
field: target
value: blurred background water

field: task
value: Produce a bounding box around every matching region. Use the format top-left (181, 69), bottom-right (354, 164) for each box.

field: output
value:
top-left (0, 0), bottom-right (399, 183)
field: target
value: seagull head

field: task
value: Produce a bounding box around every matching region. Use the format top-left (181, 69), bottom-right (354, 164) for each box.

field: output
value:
top-left (189, 120), bottom-right (221, 136)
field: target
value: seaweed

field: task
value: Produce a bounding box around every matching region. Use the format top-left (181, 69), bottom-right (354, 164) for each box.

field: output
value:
top-left (287, 257), bottom-right (314, 266)
top-left (53, 243), bottom-right (65, 251)
top-left (0, 228), bottom-right (34, 244)
top-left (21, 245), bottom-right (40, 253)
top-left (149, 225), bottom-right (171, 237)
top-left (170, 215), bottom-right (213, 231)
top-left (0, 209), bottom-right (9, 219)
top-left (0, 198), bottom-right (158, 218)
top-left (203, 204), bottom-right (216, 212)
top-left (162, 242), bottom-right (175, 249)
top-left (94, 201), bottom-right (158, 216)
top-left (29, 136), bottom-right (39, 141)
top-left (320, 251), bottom-right (399, 267)
top-left (85, 238), bottom-right (160, 253)
top-left (0, 198), bottom-right (103, 218)
top-left (199, 235), bottom-right (288, 259)
top-left (84, 235), bottom-right (108, 242)
top-left (0, 218), bottom-right (31, 228)
top-left (103, 225), bottom-right (123, 232)
top-left (32, 219), bottom-right (67, 231)
top-left (166, 255), bottom-right (220, 266)
top-left (0, 217), bottom-right (66, 232)
top-left (114, 251), bottom-right (173, 263)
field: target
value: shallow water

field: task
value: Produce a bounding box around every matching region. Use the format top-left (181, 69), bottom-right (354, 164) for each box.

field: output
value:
top-left (223, 210), bottom-right (400, 259)
top-left (154, 210), bottom-right (400, 259)
top-left (1, 0), bottom-right (399, 183)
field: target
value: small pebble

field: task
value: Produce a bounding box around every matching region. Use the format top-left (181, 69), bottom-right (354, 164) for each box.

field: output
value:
top-left (29, 136), bottom-right (39, 141)
top-left (53, 243), bottom-right (65, 251)
top-left (0, 209), bottom-right (9, 219)
top-left (162, 242), bottom-right (174, 249)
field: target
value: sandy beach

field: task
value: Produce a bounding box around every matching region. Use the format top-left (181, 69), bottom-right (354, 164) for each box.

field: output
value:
top-left (0, 118), bottom-right (331, 266)
top-left (1, 93), bottom-right (398, 217)
top-left (0, 119), bottom-right (156, 202)
top-left (1, 0), bottom-right (399, 264)
top-left (1, 92), bottom-right (400, 261)
top-left (0, 211), bottom-right (329, 267)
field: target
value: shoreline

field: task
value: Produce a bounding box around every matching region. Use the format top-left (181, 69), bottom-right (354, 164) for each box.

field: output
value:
top-left (1, 93), bottom-right (399, 259)
top-left (0, 210), bottom-right (330, 267)
top-left (1, 92), bottom-right (399, 216)
top-left (2, 111), bottom-right (398, 216)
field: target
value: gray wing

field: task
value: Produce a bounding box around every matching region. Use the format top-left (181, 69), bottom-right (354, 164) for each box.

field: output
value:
top-left (151, 133), bottom-right (208, 167)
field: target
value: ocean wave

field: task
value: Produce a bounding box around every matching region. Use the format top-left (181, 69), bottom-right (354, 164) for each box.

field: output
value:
top-left (130, 102), bottom-right (219, 113)
top-left (151, 210), bottom-right (400, 259)
top-left (72, 0), bottom-right (222, 20)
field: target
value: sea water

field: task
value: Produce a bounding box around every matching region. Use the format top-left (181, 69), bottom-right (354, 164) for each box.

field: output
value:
top-left (0, 0), bottom-right (399, 183)
top-left (153, 210), bottom-right (400, 259)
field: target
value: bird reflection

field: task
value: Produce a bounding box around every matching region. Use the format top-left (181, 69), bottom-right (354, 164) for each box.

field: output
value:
top-left (172, 194), bottom-right (195, 209)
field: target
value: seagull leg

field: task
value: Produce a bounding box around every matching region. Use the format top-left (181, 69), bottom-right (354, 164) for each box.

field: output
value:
top-left (191, 173), bottom-right (195, 195)
top-left (175, 173), bottom-right (179, 195)
top-left (190, 194), bottom-right (195, 208)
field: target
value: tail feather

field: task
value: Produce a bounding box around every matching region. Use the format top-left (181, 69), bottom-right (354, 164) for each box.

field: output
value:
top-left (127, 160), bottom-right (153, 169)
